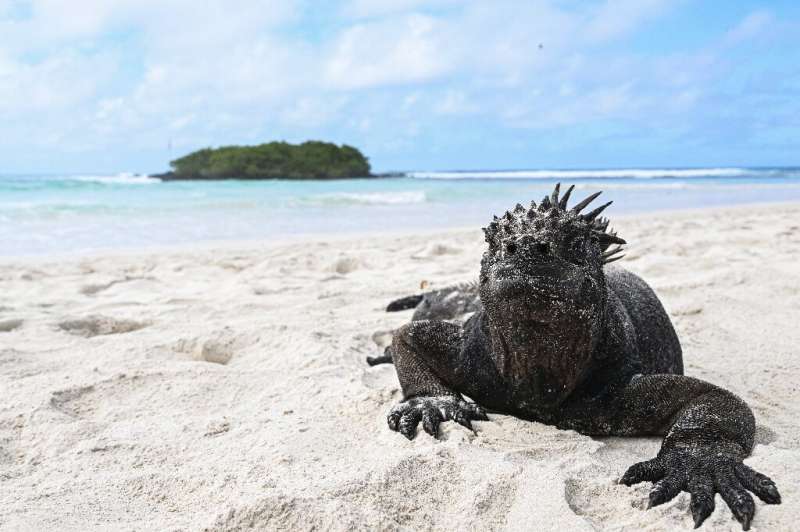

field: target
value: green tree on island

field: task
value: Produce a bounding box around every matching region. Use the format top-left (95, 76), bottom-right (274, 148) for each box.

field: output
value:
top-left (167, 141), bottom-right (371, 180)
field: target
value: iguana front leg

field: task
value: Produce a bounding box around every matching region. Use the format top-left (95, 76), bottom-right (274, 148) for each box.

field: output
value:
top-left (602, 374), bottom-right (781, 530)
top-left (388, 320), bottom-right (490, 439)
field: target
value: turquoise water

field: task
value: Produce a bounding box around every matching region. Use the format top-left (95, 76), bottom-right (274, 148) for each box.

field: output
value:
top-left (2, 168), bottom-right (800, 256)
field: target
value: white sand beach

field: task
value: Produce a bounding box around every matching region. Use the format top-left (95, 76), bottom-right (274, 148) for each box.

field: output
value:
top-left (1, 203), bottom-right (798, 531)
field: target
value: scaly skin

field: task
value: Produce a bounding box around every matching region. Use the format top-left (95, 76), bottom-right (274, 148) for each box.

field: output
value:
top-left (367, 282), bottom-right (481, 366)
top-left (385, 184), bottom-right (781, 530)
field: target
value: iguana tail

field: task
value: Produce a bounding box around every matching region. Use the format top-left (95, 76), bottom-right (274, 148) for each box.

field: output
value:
top-left (386, 294), bottom-right (424, 312)
top-left (366, 346), bottom-right (394, 366)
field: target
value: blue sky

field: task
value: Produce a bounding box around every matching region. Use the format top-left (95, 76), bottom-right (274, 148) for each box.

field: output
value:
top-left (1, 0), bottom-right (799, 173)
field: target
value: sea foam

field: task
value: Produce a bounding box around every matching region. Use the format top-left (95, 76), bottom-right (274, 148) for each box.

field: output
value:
top-left (409, 168), bottom-right (759, 179)
top-left (296, 191), bottom-right (427, 206)
top-left (72, 173), bottom-right (162, 185)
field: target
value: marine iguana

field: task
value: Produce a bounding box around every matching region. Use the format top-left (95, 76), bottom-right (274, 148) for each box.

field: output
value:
top-left (385, 184), bottom-right (781, 530)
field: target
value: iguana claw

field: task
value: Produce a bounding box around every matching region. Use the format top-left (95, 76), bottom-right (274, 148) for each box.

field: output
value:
top-left (621, 445), bottom-right (781, 530)
top-left (387, 396), bottom-right (488, 439)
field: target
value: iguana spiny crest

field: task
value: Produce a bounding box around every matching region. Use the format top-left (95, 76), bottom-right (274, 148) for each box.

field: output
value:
top-left (482, 184), bottom-right (627, 265)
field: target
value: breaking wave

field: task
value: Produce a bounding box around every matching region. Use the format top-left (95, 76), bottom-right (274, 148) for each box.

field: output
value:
top-left (408, 168), bottom-right (777, 180)
top-left (295, 191), bottom-right (427, 207)
top-left (570, 182), bottom-right (800, 191)
top-left (72, 173), bottom-right (161, 185)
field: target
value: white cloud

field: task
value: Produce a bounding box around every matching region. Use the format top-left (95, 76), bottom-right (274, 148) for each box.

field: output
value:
top-left (0, 48), bottom-right (116, 116)
top-left (723, 10), bottom-right (774, 46)
top-left (0, 0), bottom-right (788, 170)
top-left (340, 0), bottom-right (458, 19)
top-left (434, 89), bottom-right (478, 115)
top-left (324, 13), bottom-right (449, 89)
top-left (584, 0), bottom-right (672, 42)
top-left (280, 95), bottom-right (350, 128)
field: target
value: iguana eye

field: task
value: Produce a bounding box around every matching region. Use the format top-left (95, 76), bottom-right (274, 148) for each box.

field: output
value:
top-left (535, 242), bottom-right (549, 255)
top-left (505, 241), bottom-right (518, 254)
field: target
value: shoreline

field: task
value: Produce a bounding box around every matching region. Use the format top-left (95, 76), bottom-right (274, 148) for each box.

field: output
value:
top-left (2, 200), bottom-right (799, 265)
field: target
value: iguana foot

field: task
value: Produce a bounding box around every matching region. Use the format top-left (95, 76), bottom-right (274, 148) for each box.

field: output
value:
top-left (387, 396), bottom-right (489, 440)
top-left (620, 443), bottom-right (781, 530)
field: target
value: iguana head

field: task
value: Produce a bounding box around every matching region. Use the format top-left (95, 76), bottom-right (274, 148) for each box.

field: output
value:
top-left (479, 184), bottom-right (625, 407)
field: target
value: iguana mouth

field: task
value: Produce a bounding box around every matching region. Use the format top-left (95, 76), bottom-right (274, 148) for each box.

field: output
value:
top-left (490, 276), bottom-right (578, 321)
top-left (493, 276), bottom-right (563, 299)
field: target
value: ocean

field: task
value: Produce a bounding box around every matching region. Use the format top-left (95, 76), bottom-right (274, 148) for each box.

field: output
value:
top-left (2, 168), bottom-right (799, 256)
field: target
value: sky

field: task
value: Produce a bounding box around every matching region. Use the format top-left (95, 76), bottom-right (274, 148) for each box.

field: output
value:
top-left (1, 0), bottom-right (799, 173)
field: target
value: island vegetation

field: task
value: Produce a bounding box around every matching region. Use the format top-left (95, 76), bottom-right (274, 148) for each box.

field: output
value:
top-left (157, 141), bottom-right (372, 180)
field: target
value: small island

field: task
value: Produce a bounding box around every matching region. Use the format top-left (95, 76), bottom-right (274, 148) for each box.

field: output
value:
top-left (154, 141), bottom-right (372, 180)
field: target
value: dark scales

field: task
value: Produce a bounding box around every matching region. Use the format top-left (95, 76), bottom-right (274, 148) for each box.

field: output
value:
top-left (381, 184), bottom-right (780, 530)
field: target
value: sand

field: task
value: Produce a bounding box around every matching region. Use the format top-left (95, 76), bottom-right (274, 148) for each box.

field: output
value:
top-left (1, 203), bottom-right (799, 531)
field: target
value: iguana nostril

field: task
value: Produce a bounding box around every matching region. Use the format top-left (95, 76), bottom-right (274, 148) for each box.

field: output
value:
top-left (506, 242), bottom-right (517, 254)
top-left (536, 242), bottom-right (550, 255)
